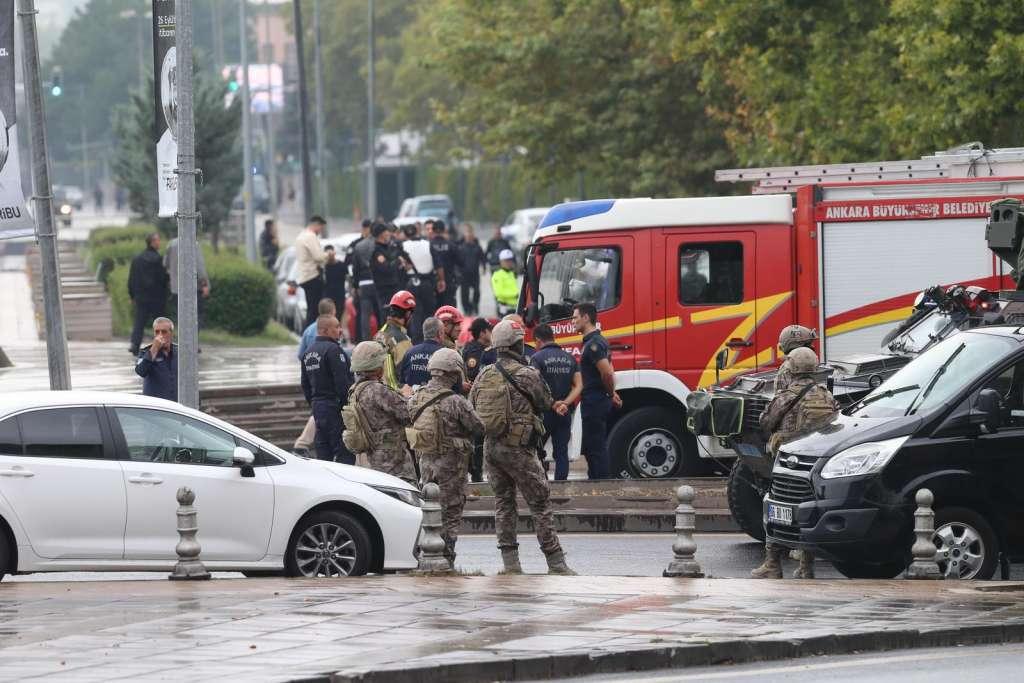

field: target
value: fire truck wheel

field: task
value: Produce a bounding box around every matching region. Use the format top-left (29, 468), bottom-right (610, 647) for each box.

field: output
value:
top-left (608, 406), bottom-right (707, 478)
top-left (727, 459), bottom-right (767, 542)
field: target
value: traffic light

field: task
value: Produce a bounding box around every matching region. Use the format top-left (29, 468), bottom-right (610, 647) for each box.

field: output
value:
top-left (227, 69), bottom-right (239, 92)
top-left (50, 67), bottom-right (62, 96)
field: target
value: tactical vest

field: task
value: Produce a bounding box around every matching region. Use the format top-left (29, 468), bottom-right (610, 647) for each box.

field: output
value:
top-left (342, 381), bottom-right (375, 453)
top-left (407, 387), bottom-right (454, 455)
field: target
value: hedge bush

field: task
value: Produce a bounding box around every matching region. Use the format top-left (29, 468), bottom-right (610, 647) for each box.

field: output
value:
top-left (105, 253), bottom-right (274, 337)
top-left (87, 224), bottom-right (156, 250)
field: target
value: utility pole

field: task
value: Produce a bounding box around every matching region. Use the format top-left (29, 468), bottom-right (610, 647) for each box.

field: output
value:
top-left (313, 0), bottom-right (327, 217)
top-left (18, 0), bottom-right (70, 390)
top-left (292, 0), bottom-right (313, 221)
top-left (240, 0), bottom-right (255, 263)
top-left (366, 0), bottom-right (376, 220)
top-left (211, 0), bottom-right (224, 73)
top-left (262, 0), bottom-right (277, 221)
top-left (175, 0), bottom-right (200, 409)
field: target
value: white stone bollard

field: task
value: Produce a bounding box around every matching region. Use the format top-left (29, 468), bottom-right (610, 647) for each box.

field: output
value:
top-left (663, 485), bottom-right (704, 578)
top-left (906, 488), bottom-right (941, 580)
top-left (414, 483), bottom-right (452, 574)
top-left (169, 487), bottom-right (211, 581)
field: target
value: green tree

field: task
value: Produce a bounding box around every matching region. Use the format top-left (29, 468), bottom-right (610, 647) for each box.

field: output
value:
top-left (388, 0), bottom-right (732, 197)
top-left (112, 70), bottom-right (242, 246)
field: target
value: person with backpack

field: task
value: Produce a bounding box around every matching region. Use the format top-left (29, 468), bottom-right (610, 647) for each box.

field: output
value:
top-left (469, 320), bottom-right (575, 576)
top-left (408, 349), bottom-right (484, 569)
top-left (753, 346), bottom-right (839, 579)
top-left (342, 341), bottom-right (416, 483)
top-left (774, 325), bottom-right (818, 392)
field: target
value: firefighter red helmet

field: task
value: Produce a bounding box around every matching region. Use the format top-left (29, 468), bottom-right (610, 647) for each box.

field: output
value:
top-left (388, 290), bottom-right (417, 310)
top-left (434, 305), bottom-right (464, 325)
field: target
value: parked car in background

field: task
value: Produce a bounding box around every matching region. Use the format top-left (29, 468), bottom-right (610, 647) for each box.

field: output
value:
top-left (0, 391), bottom-right (422, 579)
top-left (396, 195), bottom-right (457, 236)
top-left (500, 207), bottom-right (551, 254)
top-left (61, 185), bottom-right (85, 210)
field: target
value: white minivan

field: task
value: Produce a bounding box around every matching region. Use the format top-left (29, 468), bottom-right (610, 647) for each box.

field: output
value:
top-left (0, 392), bottom-right (422, 580)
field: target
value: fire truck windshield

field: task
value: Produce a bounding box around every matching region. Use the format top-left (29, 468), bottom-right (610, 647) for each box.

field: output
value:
top-left (535, 247), bottom-right (620, 322)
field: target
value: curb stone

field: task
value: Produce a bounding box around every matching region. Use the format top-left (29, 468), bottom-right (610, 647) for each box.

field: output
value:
top-left (321, 621), bottom-right (1024, 683)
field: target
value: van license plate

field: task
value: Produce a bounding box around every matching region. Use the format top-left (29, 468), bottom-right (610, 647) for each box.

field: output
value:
top-left (767, 504), bottom-right (793, 524)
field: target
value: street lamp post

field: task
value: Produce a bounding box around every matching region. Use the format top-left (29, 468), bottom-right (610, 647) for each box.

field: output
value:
top-left (240, 0), bottom-right (255, 263)
top-left (313, 0), bottom-right (328, 218)
top-left (366, 0), bottom-right (376, 220)
top-left (292, 0), bottom-right (313, 221)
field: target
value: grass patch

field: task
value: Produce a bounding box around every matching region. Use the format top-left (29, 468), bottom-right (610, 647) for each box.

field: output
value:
top-left (198, 320), bottom-right (297, 347)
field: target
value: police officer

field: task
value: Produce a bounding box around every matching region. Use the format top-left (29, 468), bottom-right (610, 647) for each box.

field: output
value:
top-left (409, 348), bottom-right (485, 567)
top-left (572, 303), bottom-right (620, 479)
top-left (375, 290), bottom-right (417, 390)
top-left (753, 346), bottom-right (838, 579)
top-left (530, 324), bottom-right (582, 480)
top-left (775, 325), bottom-right (818, 392)
top-left (346, 220), bottom-right (378, 342)
top-left (462, 317), bottom-right (492, 482)
top-left (300, 314), bottom-right (353, 463)
top-left (370, 222), bottom-right (409, 310)
top-left (430, 220), bottom-right (459, 308)
top-left (401, 222), bottom-right (437, 344)
top-left (400, 317), bottom-right (444, 391)
top-left (346, 341), bottom-right (416, 482)
top-left (470, 320), bottom-right (575, 575)
top-left (434, 305), bottom-right (464, 349)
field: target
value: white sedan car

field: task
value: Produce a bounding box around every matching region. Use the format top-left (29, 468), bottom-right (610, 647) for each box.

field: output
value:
top-left (0, 392), bottom-right (422, 580)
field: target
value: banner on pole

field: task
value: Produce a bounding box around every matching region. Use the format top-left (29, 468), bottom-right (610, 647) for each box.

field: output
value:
top-left (0, 0), bottom-right (32, 241)
top-left (153, 0), bottom-right (177, 218)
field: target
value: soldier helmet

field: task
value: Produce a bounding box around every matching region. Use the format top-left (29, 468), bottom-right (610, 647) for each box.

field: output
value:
top-left (778, 325), bottom-right (817, 354)
top-left (434, 305), bottom-right (464, 325)
top-left (491, 319), bottom-right (525, 348)
top-left (351, 341), bottom-right (388, 372)
top-left (787, 346), bottom-right (819, 375)
top-left (388, 290), bottom-right (417, 310)
top-left (427, 348), bottom-right (465, 376)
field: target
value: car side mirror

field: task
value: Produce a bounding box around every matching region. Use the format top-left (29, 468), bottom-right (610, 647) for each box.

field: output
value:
top-left (233, 446), bottom-right (256, 477)
top-left (715, 348), bottom-right (728, 383)
top-left (970, 388), bottom-right (1002, 433)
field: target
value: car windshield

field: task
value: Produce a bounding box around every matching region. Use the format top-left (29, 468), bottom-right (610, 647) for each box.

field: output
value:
top-left (417, 200), bottom-right (450, 218)
top-left (887, 309), bottom-right (959, 355)
top-left (851, 332), bottom-right (1017, 418)
top-left (536, 246), bottom-right (620, 321)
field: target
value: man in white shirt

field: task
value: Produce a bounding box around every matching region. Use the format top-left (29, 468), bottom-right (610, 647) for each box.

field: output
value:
top-left (401, 221), bottom-right (438, 344)
top-left (295, 216), bottom-right (328, 328)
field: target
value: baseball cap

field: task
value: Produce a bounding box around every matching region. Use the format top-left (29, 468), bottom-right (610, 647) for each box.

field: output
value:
top-left (499, 249), bottom-right (515, 261)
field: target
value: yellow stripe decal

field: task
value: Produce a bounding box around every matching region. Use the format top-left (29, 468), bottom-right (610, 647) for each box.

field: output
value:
top-left (554, 316), bottom-right (683, 345)
top-left (826, 306), bottom-right (914, 338)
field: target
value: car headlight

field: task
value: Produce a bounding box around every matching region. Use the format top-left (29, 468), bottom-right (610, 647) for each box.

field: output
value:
top-left (59, 204), bottom-right (72, 215)
top-left (820, 436), bottom-right (909, 479)
top-left (370, 485), bottom-right (422, 507)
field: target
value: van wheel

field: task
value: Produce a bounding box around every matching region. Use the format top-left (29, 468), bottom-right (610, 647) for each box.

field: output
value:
top-left (727, 459), bottom-right (766, 541)
top-left (831, 559), bottom-right (906, 579)
top-left (933, 507), bottom-right (998, 580)
top-left (608, 407), bottom-right (709, 478)
top-left (286, 510), bottom-right (372, 578)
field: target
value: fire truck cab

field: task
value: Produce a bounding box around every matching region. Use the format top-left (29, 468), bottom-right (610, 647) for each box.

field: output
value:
top-left (520, 146), bottom-right (1024, 478)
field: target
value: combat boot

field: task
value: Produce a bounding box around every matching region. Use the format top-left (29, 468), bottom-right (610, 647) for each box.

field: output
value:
top-left (545, 549), bottom-right (577, 576)
top-left (792, 550), bottom-right (815, 579)
top-left (750, 545), bottom-right (784, 579)
top-left (499, 548), bottom-right (523, 575)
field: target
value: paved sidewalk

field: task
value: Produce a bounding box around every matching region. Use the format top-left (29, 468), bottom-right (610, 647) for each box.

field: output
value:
top-left (0, 576), bottom-right (1022, 682)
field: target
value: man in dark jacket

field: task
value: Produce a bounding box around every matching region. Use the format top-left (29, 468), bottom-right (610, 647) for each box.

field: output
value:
top-left (430, 220), bottom-right (459, 307)
top-left (485, 227), bottom-right (513, 272)
top-left (457, 224), bottom-right (486, 315)
top-left (128, 233), bottom-right (169, 355)
top-left (301, 314), bottom-right (353, 463)
top-left (135, 317), bottom-right (178, 401)
top-left (323, 244), bottom-right (347, 337)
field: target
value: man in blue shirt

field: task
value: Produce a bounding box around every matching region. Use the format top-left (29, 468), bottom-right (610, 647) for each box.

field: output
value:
top-left (298, 298), bottom-right (338, 361)
top-left (530, 324), bottom-right (581, 480)
top-left (135, 317), bottom-right (178, 402)
top-left (399, 317), bottom-right (444, 392)
top-left (301, 314), bottom-right (353, 463)
top-left (572, 303), bottom-right (621, 479)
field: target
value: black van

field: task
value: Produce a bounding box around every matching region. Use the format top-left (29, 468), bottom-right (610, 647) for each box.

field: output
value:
top-left (764, 326), bottom-right (1024, 579)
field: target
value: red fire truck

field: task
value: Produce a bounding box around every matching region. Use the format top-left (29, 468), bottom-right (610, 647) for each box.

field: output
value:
top-left (518, 145), bottom-right (1024, 477)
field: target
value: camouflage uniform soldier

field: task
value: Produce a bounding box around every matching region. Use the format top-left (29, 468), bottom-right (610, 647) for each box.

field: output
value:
top-left (344, 341), bottom-right (416, 482)
top-left (752, 347), bottom-right (839, 579)
top-left (408, 348), bottom-right (484, 567)
top-left (774, 324), bottom-right (817, 392)
top-left (469, 320), bottom-right (575, 575)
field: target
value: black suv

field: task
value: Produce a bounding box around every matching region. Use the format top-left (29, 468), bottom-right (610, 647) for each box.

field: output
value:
top-left (764, 325), bottom-right (1024, 579)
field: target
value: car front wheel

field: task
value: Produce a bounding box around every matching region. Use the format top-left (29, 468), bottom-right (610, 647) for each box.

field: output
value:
top-left (0, 530), bottom-right (9, 582)
top-left (933, 507), bottom-right (998, 580)
top-left (286, 510), bottom-right (373, 578)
